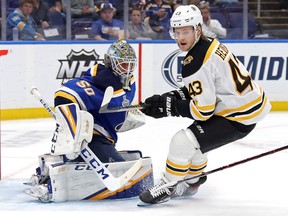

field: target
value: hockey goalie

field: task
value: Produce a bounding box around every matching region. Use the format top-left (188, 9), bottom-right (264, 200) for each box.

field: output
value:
top-left (24, 40), bottom-right (154, 202)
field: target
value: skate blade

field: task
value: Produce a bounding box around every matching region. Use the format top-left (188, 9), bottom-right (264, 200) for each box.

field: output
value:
top-left (24, 188), bottom-right (51, 203)
top-left (23, 182), bottom-right (33, 186)
top-left (137, 197), bottom-right (170, 207)
top-left (24, 188), bottom-right (41, 198)
top-left (137, 200), bottom-right (152, 207)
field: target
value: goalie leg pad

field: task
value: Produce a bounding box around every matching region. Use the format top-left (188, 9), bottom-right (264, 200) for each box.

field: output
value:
top-left (37, 154), bottom-right (64, 176)
top-left (51, 103), bottom-right (93, 159)
top-left (43, 157), bottom-right (153, 202)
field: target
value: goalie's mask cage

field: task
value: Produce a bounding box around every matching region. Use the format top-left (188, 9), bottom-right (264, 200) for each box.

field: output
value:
top-left (104, 40), bottom-right (137, 80)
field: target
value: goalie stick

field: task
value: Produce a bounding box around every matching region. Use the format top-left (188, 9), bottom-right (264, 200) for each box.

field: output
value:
top-left (99, 86), bottom-right (149, 113)
top-left (30, 86), bottom-right (142, 191)
top-left (137, 144), bottom-right (288, 206)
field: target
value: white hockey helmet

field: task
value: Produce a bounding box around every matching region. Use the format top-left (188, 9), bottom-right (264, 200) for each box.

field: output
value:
top-left (104, 40), bottom-right (137, 78)
top-left (170, 5), bottom-right (203, 39)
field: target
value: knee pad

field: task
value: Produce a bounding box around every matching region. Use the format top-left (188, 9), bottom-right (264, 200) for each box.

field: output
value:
top-left (165, 129), bottom-right (200, 181)
top-left (168, 129), bottom-right (200, 163)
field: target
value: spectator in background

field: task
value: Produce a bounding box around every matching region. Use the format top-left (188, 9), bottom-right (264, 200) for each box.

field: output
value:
top-left (199, 1), bottom-right (226, 39)
top-left (164, 0), bottom-right (176, 6)
top-left (107, 0), bottom-right (124, 20)
top-left (213, 0), bottom-right (239, 7)
top-left (144, 0), bottom-right (173, 40)
top-left (32, 0), bottom-right (65, 39)
top-left (44, 0), bottom-right (65, 26)
top-left (171, 1), bottom-right (182, 12)
top-left (128, 7), bottom-right (157, 40)
top-left (44, 0), bottom-right (63, 14)
top-left (62, 0), bottom-right (98, 20)
top-left (32, 0), bottom-right (50, 29)
top-left (7, 0), bottom-right (45, 40)
top-left (129, 0), bottom-right (146, 11)
top-left (91, 2), bottom-right (124, 40)
top-left (188, 0), bottom-right (200, 6)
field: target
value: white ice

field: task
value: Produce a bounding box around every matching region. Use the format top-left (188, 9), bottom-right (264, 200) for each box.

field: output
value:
top-left (1, 112), bottom-right (288, 216)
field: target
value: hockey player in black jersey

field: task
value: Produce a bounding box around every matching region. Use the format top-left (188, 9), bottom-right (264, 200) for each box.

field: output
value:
top-left (139, 5), bottom-right (271, 205)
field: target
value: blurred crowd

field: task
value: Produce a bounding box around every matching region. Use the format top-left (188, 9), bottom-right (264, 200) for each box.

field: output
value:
top-left (1, 0), bottom-right (286, 41)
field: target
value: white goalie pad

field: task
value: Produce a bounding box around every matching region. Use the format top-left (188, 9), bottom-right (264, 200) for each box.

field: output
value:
top-left (26, 155), bottom-right (153, 202)
top-left (117, 109), bottom-right (146, 132)
top-left (37, 154), bottom-right (64, 177)
top-left (51, 103), bottom-right (93, 159)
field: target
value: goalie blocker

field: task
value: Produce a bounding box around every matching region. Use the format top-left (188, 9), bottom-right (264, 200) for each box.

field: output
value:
top-left (25, 151), bottom-right (153, 202)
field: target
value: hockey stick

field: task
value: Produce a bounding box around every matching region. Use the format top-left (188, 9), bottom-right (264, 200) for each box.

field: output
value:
top-left (99, 103), bottom-right (148, 113)
top-left (99, 86), bottom-right (149, 113)
top-left (156, 144), bottom-right (288, 192)
top-left (30, 86), bottom-right (142, 191)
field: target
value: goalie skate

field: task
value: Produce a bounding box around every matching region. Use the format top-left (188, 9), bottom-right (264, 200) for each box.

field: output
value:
top-left (23, 174), bottom-right (40, 186)
top-left (24, 184), bottom-right (52, 203)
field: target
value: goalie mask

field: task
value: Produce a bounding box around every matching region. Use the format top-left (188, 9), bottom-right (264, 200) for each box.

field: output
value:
top-left (104, 40), bottom-right (137, 89)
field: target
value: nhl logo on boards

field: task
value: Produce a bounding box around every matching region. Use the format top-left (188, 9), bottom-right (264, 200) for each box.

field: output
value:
top-left (56, 49), bottom-right (101, 83)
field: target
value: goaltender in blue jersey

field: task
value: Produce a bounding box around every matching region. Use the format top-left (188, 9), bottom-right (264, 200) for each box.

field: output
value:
top-left (54, 59), bottom-right (136, 162)
top-left (24, 40), bottom-right (153, 202)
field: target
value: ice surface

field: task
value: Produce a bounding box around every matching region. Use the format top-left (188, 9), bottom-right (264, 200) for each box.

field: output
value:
top-left (1, 112), bottom-right (288, 216)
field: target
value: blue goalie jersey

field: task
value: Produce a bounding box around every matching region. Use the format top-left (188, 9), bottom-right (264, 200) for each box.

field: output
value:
top-left (54, 63), bottom-right (136, 144)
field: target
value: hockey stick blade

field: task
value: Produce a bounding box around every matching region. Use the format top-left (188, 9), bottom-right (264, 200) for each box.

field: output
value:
top-left (100, 86), bottom-right (114, 107)
top-left (98, 85), bottom-right (149, 113)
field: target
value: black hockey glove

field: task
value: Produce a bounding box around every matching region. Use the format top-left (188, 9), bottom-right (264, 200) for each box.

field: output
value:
top-left (142, 93), bottom-right (179, 118)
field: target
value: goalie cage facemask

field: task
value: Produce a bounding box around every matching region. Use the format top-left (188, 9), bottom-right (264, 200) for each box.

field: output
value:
top-left (104, 40), bottom-right (137, 89)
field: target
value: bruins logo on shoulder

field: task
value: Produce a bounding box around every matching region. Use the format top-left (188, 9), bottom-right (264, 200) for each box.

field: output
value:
top-left (183, 55), bottom-right (193, 66)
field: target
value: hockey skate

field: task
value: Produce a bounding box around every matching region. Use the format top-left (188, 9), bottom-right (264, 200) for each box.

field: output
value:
top-left (23, 174), bottom-right (40, 186)
top-left (24, 184), bottom-right (52, 203)
top-left (181, 175), bottom-right (207, 197)
top-left (24, 169), bottom-right (50, 186)
top-left (138, 175), bottom-right (207, 206)
top-left (138, 174), bottom-right (177, 205)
